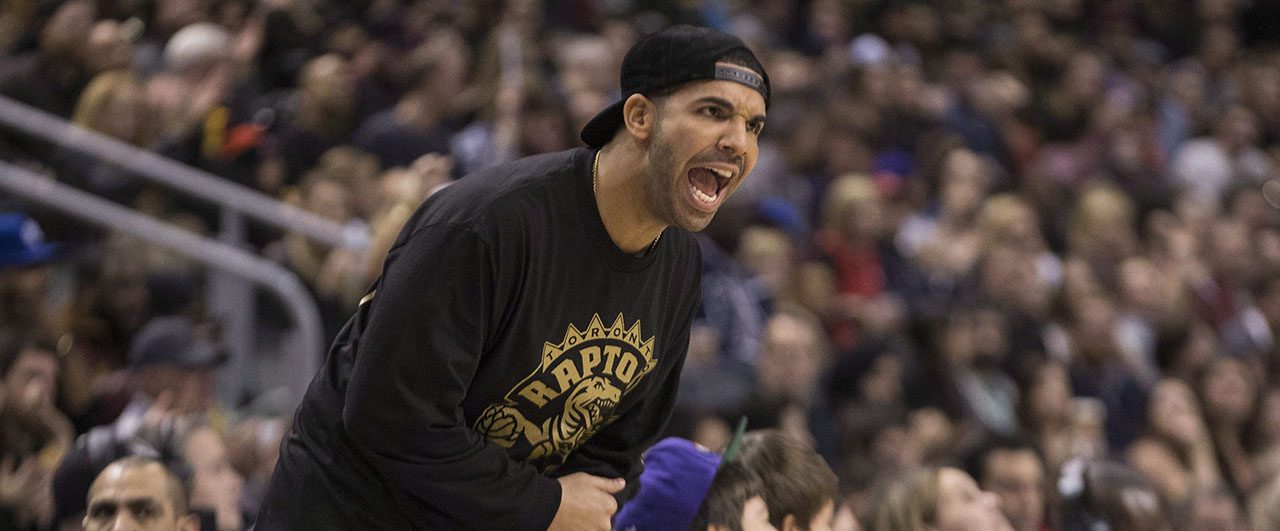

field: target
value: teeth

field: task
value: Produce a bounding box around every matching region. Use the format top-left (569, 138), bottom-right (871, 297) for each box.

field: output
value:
top-left (693, 185), bottom-right (718, 203)
top-left (705, 167), bottom-right (733, 179)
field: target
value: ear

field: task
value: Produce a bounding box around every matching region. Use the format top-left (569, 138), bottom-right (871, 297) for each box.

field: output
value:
top-left (621, 93), bottom-right (657, 142)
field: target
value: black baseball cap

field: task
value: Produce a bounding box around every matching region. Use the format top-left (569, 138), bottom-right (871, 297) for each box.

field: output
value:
top-left (128, 316), bottom-right (227, 369)
top-left (580, 25), bottom-right (771, 149)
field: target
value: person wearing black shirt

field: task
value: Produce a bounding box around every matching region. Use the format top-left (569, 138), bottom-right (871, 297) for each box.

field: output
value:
top-left (257, 25), bottom-right (770, 531)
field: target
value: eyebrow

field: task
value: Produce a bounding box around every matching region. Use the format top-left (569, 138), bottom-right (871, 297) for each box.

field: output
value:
top-left (89, 497), bottom-right (162, 512)
top-left (692, 96), bottom-right (767, 124)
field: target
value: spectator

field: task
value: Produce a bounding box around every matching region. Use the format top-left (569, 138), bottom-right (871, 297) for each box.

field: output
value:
top-left (82, 457), bottom-right (197, 531)
top-left (614, 437), bottom-right (774, 531)
top-left (0, 333), bottom-right (73, 531)
top-left (966, 437), bottom-right (1050, 531)
top-left (1194, 356), bottom-right (1263, 497)
top-left (693, 460), bottom-right (776, 531)
top-left (737, 430), bottom-right (839, 531)
top-left (0, 0), bottom-right (95, 119)
top-left (873, 466), bottom-right (1013, 531)
top-left (60, 71), bottom-right (157, 203)
top-left (353, 29), bottom-right (468, 170)
top-left (180, 425), bottom-right (243, 531)
top-left (1126, 379), bottom-right (1221, 507)
top-left (0, 213), bottom-right (63, 336)
top-left (111, 316), bottom-right (227, 444)
top-left (1170, 104), bottom-right (1273, 208)
top-left (258, 54), bottom-right (358, 195)
top-left (1058, 459), bottom-right (1170, 531)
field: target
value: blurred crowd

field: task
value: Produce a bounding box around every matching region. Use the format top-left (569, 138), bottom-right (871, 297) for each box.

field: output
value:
top-left (3, 0), bottom-right (1280, 529)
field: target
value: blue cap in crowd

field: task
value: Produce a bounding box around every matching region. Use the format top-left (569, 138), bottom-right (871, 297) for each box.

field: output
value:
top-left (0, 213), bottom-right (60, 269)
top-left (613, 437), bottom-right (721, 531)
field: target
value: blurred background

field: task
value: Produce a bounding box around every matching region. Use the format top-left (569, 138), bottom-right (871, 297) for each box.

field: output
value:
top-left (1, 0), bottom-right (1279, 529)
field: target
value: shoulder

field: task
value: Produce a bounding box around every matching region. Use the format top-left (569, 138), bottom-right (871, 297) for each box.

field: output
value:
top-left (402, 148), bottom-right (587, 240)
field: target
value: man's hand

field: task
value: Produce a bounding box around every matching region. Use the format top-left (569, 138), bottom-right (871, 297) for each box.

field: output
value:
top-left (547, 473), bottom-right (625, 531)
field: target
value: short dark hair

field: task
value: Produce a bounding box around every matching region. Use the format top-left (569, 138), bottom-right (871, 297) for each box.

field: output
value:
top-left (691, 461), bottom-right (765, 531)
top-left (963, 435), bottom-right (1042, 485)
top-left (737, 430), bottom-right (838, 529)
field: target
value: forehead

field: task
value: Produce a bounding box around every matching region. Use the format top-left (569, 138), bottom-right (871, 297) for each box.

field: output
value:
top-left (90, 465), bottom-right (171, 504)
top-left (664, 79), bottom-right (766, 117)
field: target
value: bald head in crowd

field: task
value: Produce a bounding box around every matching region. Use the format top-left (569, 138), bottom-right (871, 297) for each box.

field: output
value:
top-left (84, 457), bottom-right (197, 531)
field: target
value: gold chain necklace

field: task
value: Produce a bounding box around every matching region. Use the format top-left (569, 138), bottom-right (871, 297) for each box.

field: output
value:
top-left (594, 150), bottom-right (661, 255)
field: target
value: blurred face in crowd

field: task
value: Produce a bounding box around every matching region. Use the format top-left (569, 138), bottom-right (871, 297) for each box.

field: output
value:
top-left (641, 75), bottom-right (766, 232)
top-left (981, 449), bottom-right (1045, 531)
top-left (139, 365), bottom-right (216, 415)
top-left (40, 0), bottom-right (94, 57)
top-left (87, 20), bottom-right (136, 73)
top-left (305, 179), bottom-right (353, 223)
top-left (2, 347), bottom-right (58, 417)
top-left (1148, 379), bottom-right (1204, 440)
top-left (183, 427), bottom-right (244, 528)
top-left (935, 468), bottom-right (1013, 531)
top-left (1209, 219), bottom-right (1254, 282)
top-left (85, 461), bottom-right (196, 531)
top-left (941, 150), bottom-right (988, 219)
top-left (1072, 295), bottom-right (1120, 365)
top-left (301, 55), bottom-right (355, 116)
top-left (736, 226), bottom-right (794, 296)
top-left (759, 314), bottom-right (822, 401)
top-left (1200, 357), bottom-right (1256, 426)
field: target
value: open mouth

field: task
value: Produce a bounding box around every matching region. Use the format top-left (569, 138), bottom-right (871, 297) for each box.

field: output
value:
top-left (687, 165), bottom-right (733, 211)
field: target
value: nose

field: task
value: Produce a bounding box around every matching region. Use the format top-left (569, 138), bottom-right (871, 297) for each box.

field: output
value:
top-left (716, 116), bottom-right (751, 160)
top-left (109, 514), bottom-right (140, 531)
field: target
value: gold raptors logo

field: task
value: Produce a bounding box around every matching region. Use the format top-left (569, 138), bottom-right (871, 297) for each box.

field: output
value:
top-left (475, 314), bottom-right (657, 471)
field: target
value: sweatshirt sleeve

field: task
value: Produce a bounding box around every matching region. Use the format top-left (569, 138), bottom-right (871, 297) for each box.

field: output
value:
top-left (342, 223), bottom-right (562, 530)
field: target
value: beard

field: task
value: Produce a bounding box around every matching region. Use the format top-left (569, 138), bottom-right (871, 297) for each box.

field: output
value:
top-left (643, 117), bottom-right (714, 232)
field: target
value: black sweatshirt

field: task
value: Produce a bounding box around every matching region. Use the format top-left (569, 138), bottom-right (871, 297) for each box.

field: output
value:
top-left (256, 148), bottom-right (701, 530)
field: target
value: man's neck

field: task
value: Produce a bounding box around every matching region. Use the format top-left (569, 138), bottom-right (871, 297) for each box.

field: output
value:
top-left (595, 144), bottom-right (666, 255)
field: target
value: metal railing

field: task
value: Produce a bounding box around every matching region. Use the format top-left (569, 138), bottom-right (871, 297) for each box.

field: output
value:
top-left (0, 95), bottom-right (368, 407)
top-left (0, 161), bottom-right (322, 405)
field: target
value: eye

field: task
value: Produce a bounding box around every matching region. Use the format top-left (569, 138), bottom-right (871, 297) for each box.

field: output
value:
top-left (89, 505), bottom-right (116, 519)
top-left (698, 106), bottom-right (725, 118)
top-left (748, 121), bottom-right (765, 135)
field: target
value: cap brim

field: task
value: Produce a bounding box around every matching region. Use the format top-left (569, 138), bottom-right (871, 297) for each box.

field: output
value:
top-left (182, 340), bottom-right (229, 368)
top-left (579, 99), bottom-right (627, 149)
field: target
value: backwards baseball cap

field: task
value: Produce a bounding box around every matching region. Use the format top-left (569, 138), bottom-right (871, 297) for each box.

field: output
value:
top-left (580, 25), bottom-right (771, 149)
top-left (613, 438), bottom-right (721, 531)
top-left (614, 419), bottom-right (749, 531)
